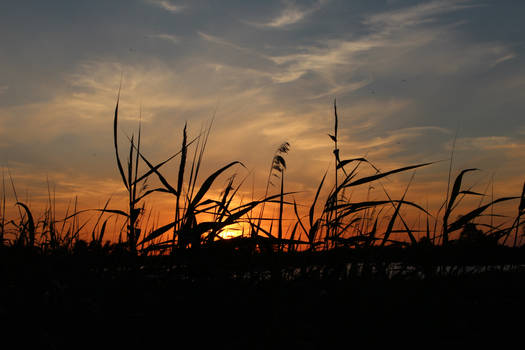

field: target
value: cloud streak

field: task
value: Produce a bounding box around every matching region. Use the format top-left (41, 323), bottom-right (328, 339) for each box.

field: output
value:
top-left (365, 0), bottom-right (480, 29)
top-left (264, 0), bottom-right (515, 100)
top-left (147, 0), bottom-right (185, 14)
top-left (251, 0), bottom-right (328, 28)
top-left (148, 33), bottom-right (180, 44)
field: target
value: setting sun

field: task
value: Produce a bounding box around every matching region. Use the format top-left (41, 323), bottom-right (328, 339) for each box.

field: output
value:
top-left (217, 228), bottom-right (243, 240)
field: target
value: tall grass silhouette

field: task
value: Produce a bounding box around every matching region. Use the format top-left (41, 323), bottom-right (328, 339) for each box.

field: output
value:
top-left (1, 95), bottom-right (524, 268)
top-left (2, 95), bottom-right (525, 350)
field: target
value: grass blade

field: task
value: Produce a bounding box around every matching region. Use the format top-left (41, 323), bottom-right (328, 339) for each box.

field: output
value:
top-left (15, 202), bottom-right (35, 248)
top-left (447, 196), bottom-right (518, 233)
top-left (189, 161), bottom-right (243, 210)
top-left (113, 93), bottom-right (129, 190)
top-left (343, 162), bottom-right (434, 189)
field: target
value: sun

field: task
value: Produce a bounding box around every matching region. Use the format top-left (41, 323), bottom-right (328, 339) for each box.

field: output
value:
top-left (217, 226), bottom-right (243, 239)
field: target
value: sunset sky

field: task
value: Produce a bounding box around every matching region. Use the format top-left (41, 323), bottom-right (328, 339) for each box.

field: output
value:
top-left (1, 0), bottom-right (524, 239)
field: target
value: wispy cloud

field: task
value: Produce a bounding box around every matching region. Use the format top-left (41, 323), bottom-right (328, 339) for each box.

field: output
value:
top-left (197, 31), bottom-right (274, 65)
top-left (456, 136), bottom-right (522, 151)
top-left (353, 126), bottom-right (450, 150)
top-left (491, 53), bottom-right (516, 67)
top-left (267, 1), bottom-right (457, 84)
top-left (147, 0), bottom-right (185, 14)
top-left (0, 85), bottom-right (7, 95)
top-left (198, 32), bottom-right (249, 53)
top-left (252, 0), bottom-right (328, 28)
top-left (269, 38), bottom-right (381, 83)
top-left (148, 33), bottom-right (180, 44)
top-left (365, 0), bottom-right (479, 29)
top-left (266, 0), bottom-right (504, 88)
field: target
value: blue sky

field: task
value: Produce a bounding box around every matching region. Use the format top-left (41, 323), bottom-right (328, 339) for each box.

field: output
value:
top-left (1, 0), bottom-right (524, 231)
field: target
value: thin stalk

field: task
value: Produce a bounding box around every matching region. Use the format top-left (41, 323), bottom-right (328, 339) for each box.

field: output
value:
top-left (0, 169), bottom-right (5, 246)
top-left (332, 99), bottom-right (339, 248)
top-left (278, 170), bottom-right (284, 253)
top-left (443, 126), bottom-right (459, 246)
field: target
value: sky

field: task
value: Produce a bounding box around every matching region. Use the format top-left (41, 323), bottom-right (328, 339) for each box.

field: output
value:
top-left (1, 0), bottom-right (524, 240)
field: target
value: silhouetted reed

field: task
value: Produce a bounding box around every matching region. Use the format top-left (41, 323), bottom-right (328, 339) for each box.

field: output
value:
top-left (2, 93), bottom-right (525, 350)
top-left (1, 96), bottom-right (524, 281)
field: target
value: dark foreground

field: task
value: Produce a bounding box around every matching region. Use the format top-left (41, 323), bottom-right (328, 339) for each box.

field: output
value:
top-left (2, 247), bottom-right (525, 349)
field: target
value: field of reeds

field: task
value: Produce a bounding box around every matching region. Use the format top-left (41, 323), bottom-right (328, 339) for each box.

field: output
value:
top-left (1, 95), bottom-right (525, 348)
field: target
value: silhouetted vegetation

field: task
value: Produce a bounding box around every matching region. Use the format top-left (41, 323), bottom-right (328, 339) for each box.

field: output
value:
top-left (1, 97), bottom-right (524, 348)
